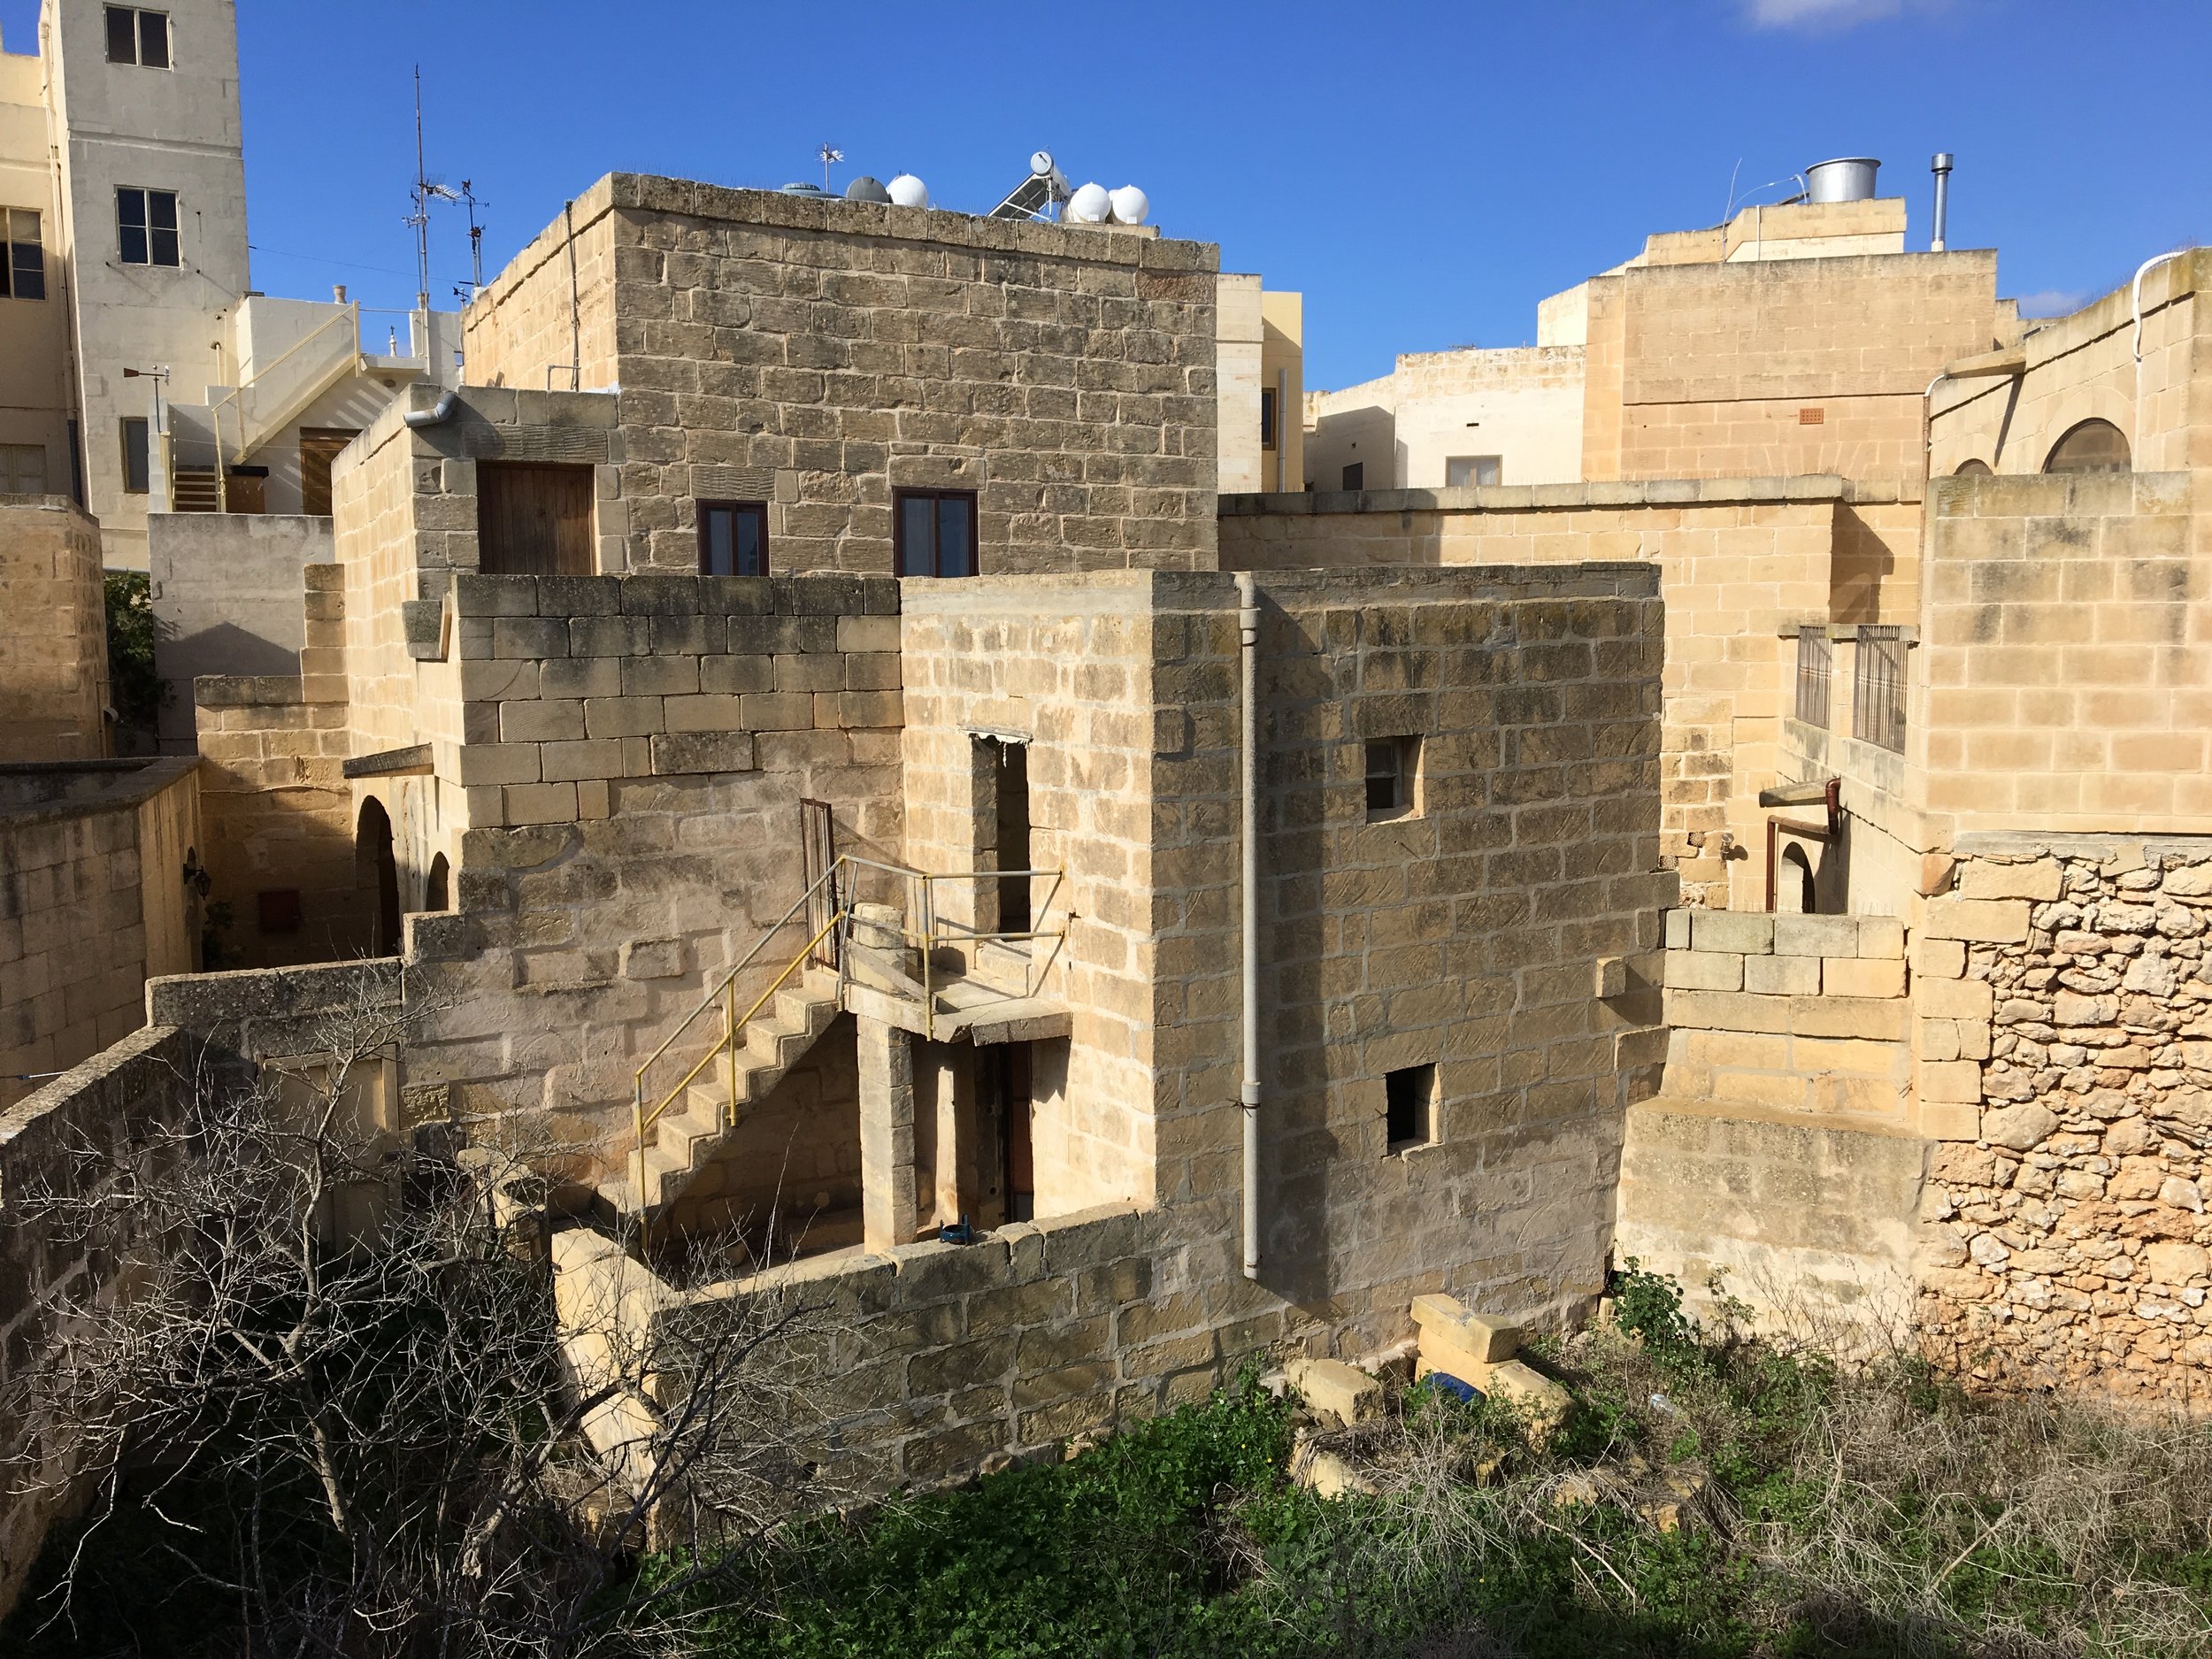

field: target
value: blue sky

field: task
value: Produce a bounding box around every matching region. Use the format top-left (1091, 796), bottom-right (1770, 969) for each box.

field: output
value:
top-left (6, 0), bottom-right (2208, 388)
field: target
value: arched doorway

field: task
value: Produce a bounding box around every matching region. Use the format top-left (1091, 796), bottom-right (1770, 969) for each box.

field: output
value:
top-left (2044, 419), bottom-right (2130, 475)
top-left (357, 799), bottom-right (402, 956)
top-left (1780, 843), bottom-right (1818, 914)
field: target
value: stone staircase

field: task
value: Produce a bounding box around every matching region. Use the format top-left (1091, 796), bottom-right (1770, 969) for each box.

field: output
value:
top-left (617, 965), bottom-right (844, 1218)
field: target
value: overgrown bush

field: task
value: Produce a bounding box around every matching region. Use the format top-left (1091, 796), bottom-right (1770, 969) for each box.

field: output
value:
top-left (103, 569), bottom-right (167, 748)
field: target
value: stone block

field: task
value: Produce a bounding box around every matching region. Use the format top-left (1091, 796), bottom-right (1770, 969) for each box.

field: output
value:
top-left (1822, 957), bottom-right (1905, 999)
top-left (1919, 1059), bottom-right (1984, 1104)
top-left (1917, 976), bottom-right (1993, 1019)
top-left (1922, 898), bottom-right (2031, 944)
top-left (1691, 911), bottom-right (1774, 955)
top-left (1855, 918), bottom-right (1906, 959)
top-left (1958, 859), bottom-right (2062, 902)
top-left (1773, 914), bottom-right (1860, 958)
top-left (1663, 910), bottom-right (1691, 949)
top-left (1793, 996), bottom-right (1908, 1041)
top-left (1594, 955), bottom-right (1627, 998)
top-left (1664, 950), bottom-right (1742, 992)
top-left (1981, 1102), bottom-right (2055, 1150)
top-left (1284, 1356), bottom-right (1383, 1427)
top-left (1916, 937), bottom-right (1966, 979)
top-left (1744, 954), bottom-right (1820, 995)
top-left (1410, 1294), bottom-right (1520, 1363)
top-left (1919, 1099), bottom-right (1980, 1141)
top-left (650, 731), bottom-right (757, 775)
top-left (1482, 1359), bottom-right (1571, 1434)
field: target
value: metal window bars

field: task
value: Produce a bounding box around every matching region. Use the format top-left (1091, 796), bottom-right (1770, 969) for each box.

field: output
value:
top-left (1853, 625), bottom-right (1909, 753)
top-left (1794, 626), bottom-right (1832, 730)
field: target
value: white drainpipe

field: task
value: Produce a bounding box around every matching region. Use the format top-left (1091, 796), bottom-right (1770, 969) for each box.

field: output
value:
top-left (1237, 572), bottom-right (1263, 1280)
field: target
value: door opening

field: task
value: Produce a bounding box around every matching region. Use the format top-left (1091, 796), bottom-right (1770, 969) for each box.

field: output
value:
top-left (982, 1043), bottom-right (1034, 1223)
top-left (975, 737), bottom-right (1031, 938)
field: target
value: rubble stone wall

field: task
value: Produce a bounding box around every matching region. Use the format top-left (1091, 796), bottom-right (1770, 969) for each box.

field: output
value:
top-left (1916, 838), bottom-right (2212, 1402)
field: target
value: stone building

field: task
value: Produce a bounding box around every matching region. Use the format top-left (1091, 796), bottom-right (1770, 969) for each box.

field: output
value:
top-left (10, 139), bottom-right (2212, 1617)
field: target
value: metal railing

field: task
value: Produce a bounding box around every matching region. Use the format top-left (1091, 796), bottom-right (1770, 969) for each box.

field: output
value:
top-left (630, 853), bottom-right (1068, 1168)
top-left (211, 301), bottom-right (361, 473)
top-left (1853, 626), bottom-right (1909, 753)
top-left (1794, 626), bottom-right (1832, 729)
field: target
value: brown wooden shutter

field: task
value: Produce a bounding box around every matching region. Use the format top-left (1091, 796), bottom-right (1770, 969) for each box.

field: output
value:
top-left (477, 462), bottom-right (595, 576)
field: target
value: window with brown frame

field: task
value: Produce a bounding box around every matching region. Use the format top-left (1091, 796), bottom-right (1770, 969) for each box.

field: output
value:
top-left (894, 488), bottom-right (979, 578)
top-left (476, 462), bottom-right (595, 576)
top-left (696, 500), bottom-right (768, 576)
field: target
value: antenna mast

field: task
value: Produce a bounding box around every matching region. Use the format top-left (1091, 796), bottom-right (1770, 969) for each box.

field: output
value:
top-left (407, 66), bottom-right (434, 310)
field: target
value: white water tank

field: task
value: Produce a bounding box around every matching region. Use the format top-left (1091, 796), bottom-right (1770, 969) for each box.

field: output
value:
top-left (1108, 185), bottom-right (1148, 226)
top-left (1804, 157), bottom-right (1880, 204)
top-left (1066, 181), bottom-right (1111, 223)
top-left (887, 173), bottom-right (930, 210)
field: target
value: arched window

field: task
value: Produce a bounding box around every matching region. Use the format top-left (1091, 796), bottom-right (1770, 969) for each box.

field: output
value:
top-left (356, 799), bottom-right (402, 956)
top-left (2043, 419), bottom-right (2130, 475)
top-left (425, 852), bottom-right (450, 913)
top-left (1952, 458), bottom-right (1992, 477)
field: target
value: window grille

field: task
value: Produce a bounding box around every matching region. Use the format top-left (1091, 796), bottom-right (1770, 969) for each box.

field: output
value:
top-left (1853, 626), bottom-right (1908, 753)
top-left (1794, 626), bottom-right (1831, 729)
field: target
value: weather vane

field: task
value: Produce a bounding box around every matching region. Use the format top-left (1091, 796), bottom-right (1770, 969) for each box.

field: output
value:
top-left (818, 142), bottom-right (843, 193)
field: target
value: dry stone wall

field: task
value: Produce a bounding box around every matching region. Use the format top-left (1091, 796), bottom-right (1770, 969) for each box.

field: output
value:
top-left (1916, 840), bottom-right (2212, 1401)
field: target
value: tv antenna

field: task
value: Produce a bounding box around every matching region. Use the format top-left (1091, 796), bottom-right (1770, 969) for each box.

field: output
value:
top-left (818, 142), bottom-right (844, 193)
top-left (408, 69), bottom-right (489, 305)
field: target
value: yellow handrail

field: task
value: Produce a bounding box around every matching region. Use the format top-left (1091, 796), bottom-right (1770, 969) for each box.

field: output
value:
top-left (628, 851), bottom-right (1074, 1189)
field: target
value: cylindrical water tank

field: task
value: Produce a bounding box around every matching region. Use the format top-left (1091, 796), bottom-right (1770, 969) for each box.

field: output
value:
top-left (1108, 185), bottom-right (1148, 226)
top-left (1804, 157), bottom-right (1880, 204)
top-left (887, 173), bottom-right (930, 210)
top-left (1066, 181), bottom-right (1111, 223)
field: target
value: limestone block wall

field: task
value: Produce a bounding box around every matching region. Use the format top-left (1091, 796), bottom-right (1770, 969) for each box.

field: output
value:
top-left (1218, 480), bottom-right (1910, 908)
top-left (147, 512), bottom-right (334, 749)
top-left (0, 497), bottom-right (108, 761)
top-left (1920, 470), bottom-right (2212, 832)
top-left (0, 759), bottom-right (200, 1110)
top-left (462, 174), bottom-right (1220, 577)
top-left (396, 572), bottom-right (903, 1148)
top-left (1916, 839), bottom-right (2212, 1402)
top-left (900, 575), bottom-right (1168, 1216)
top-left (1659, 909), bottom-right (1913, 1121)
top-left (1581, 250), bottom-right (2001, 482)
top-left (1930, 249), bottom-right (2208, 477)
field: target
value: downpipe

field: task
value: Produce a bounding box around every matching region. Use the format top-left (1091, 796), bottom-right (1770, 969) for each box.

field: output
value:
top-left (1237, 572), bottom-right (1263, 1280)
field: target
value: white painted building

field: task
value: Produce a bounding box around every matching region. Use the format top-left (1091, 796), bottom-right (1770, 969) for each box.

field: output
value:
top-left (0, 0), bottom-right (458, 569)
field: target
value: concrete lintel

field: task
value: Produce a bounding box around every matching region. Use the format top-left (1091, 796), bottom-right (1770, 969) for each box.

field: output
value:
top-left (342, 743), bottom-right (434, 780)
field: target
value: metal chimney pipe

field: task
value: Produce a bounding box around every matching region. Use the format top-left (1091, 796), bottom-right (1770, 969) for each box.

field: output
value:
top-left (1930, 152), bottom-right (1954, 252)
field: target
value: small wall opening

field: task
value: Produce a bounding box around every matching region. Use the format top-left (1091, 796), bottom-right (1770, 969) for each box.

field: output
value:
top-left (1385, 1064), bottom-right (1436, 1153)
top-left (1779, 843), bottom-right (1817, 915)
top-left (982, 1041), bottom-right (1035, 1223)
top-left (972, 736), bottom-right (1032, 941)
top-left (424, 852), bottom-right (450, 913)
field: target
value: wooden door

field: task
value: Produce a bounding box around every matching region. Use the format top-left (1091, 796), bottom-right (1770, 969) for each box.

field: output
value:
top-left (801, 797), bottom-right (839, 967)
top-left (477, 462), bottom-right (595, 575)
top-left (298, 428), bottom-right (357, 516)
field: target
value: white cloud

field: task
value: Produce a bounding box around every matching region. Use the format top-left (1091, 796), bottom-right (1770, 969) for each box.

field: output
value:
top-left (2016, 288), bottom-right (2090, 319)
top-left (1744, 0), bottom-right (1904, 28)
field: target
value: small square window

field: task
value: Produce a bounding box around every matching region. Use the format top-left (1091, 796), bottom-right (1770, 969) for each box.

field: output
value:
top-left (119, 417), bottom-right (150, 494)
top-left (697, 499), bottom-right (768, 576)
top-left (1340, 461), bottom-right (1363, 491)
top-left (1, 443), bottom-right (49, 495)
top-left (104, 7), bottom-right (169, 66)
top-left (1446, 455), bottom-right (1502, 488)
top-left (257, 888), bottom-right (303, 934)
top-left (1364, 735), bottom-right (1419, 818)
top-left (894, 488), bottom-right (979, 578)
top-left (1386, 1064), bottom-right (1435, 1152)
